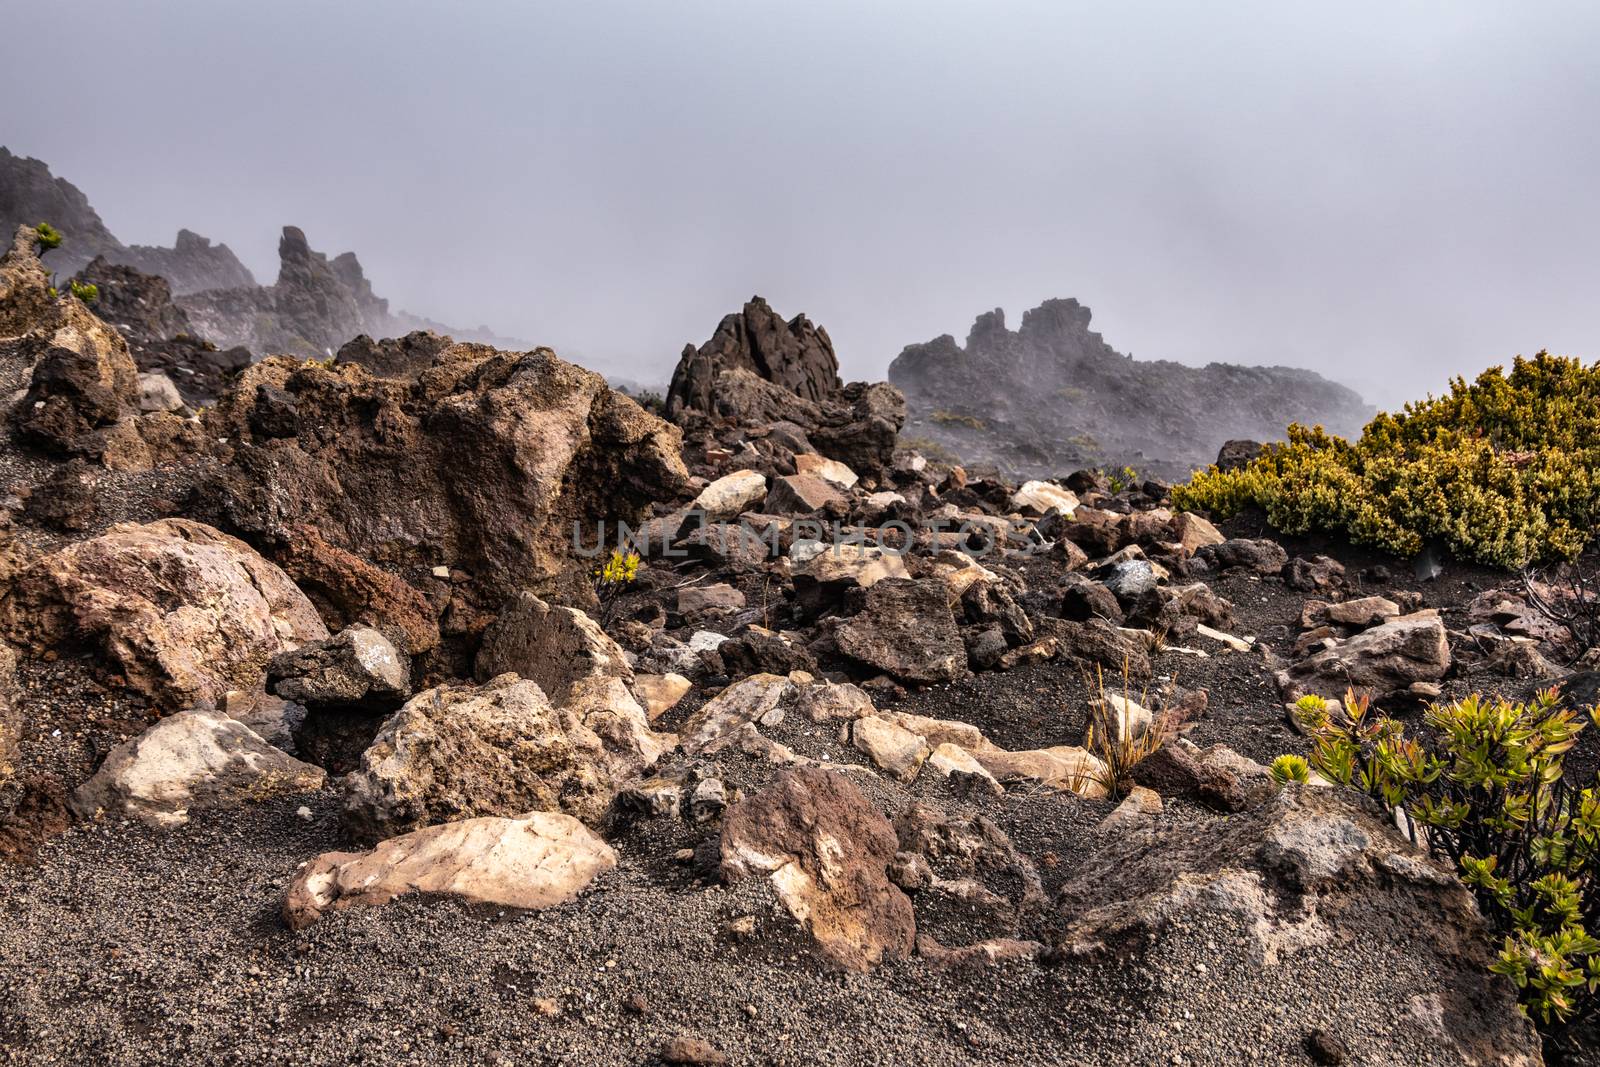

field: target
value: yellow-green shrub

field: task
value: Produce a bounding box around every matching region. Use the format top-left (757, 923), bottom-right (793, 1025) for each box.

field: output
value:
top-left (1174, 353), bottom-right (1600, 567)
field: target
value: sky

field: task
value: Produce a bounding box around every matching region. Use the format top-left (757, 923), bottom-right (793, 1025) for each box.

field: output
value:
top-left (5, 0), bottom-right (1598, 405)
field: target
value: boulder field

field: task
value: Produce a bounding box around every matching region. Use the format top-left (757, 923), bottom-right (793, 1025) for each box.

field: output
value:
top-left (0, 225), bottom-right (1580, 1065)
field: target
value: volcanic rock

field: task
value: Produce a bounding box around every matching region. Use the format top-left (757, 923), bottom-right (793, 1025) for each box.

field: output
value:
top-left (666, 297), bottom-right (905, 475)
top-left (0, 519), bottom-right (327, 710)
top-left (1277, 612), bottom-right (1451, 701)
top-left (268, 625), bottom-right (410, 711)
top-left (720, 768), bottom-right (915, 971)
top-left (284, 811), bottom-right (615, 929)
top-left (833, 578), bottom-right (966, 685)
top-left (1055, 786), bottom-right (1542, 1066)
top-left (205, 345), bottom-right (689, 618)
top-left (71, 710), bottom-right (325, 828)
top-left (475, 593), bottom-right (633, 700)
top-left (889, 299), bottom-right (1370, 480)
top-left (342, 673), bottom-right (658, 842)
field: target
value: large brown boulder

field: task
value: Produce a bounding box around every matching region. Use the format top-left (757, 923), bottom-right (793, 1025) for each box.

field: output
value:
top-left (203, 344), bottom-right (689, 621)
top-left (831, 577), bottom-right (967, 686)
top-left (1055, 786), bottom-right (1541, 1066)
top-left (341, 673), bottom-right (662, 842)
top-left (0, 519), bottom-right (327, 710)
top-left (720, 768), bottom-right (915, 972)
top-left (475, 592), bottom-right (633, 699)
top-left (272, 523), bottom-right (439, 655)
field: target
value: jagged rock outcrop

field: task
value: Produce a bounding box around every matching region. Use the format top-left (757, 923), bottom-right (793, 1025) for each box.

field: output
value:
top-left (177, 226), bottom-right (390, 357)
top-left (0, 227), bottom-right (211, 469)
top-left (666, 297), bottom-right (906, 478)
top-left (889, 298), bottom-right (1372, 479)
top-left (203, 343), bottom-right (689, 627)
top-left (0, 147), bottom-right (123, 277)
top-left (1, 148), bottom-right (254, 290)
top-left (668, 297), bottom-right (841, 414)
top-left (73, 256), bottom-right (251, 406)
top-left (3, 149), bottom-right (527, 359)
top-left (119, 229), bottom-right (257, 294)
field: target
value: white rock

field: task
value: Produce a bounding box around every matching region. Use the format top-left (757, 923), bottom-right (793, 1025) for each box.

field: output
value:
top-left (688, 630), bottom-right (730, 653)
top-left (794, 454), bottom-right (859, 490)
top-left (1196, 624), bottom-right (1253, 652)
top-left (693, 470), bottom-right (768, 519)
top-left (283, 811), bottom-right (616, 929)
top-left (136, 371), bottom-right (185, 412)
top-left (1012, 481), bottom-right (1079, 516)
top-left (972, 745), bottom-right (1108, 798)
top-left (71, 710), bottom-right (325, 828)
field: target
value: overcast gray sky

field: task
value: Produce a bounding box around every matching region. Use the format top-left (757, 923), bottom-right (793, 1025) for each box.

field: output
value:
top-left (6, 0), bottom-right (1597, 404)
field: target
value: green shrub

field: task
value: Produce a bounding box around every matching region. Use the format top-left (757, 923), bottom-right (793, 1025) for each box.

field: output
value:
top-left (1298, 687), bottom-right (1600, 1032)
top-left (34, 221), bottom-right (62, 251)
top-left (68, 279), bottom-right (97, 304)
top-left (1173, 353), bottom-right (1600, 567)
top-left (930, 410), bottom-right (986, 431)
top-left (1269, 753), bottom-right (1310, 784)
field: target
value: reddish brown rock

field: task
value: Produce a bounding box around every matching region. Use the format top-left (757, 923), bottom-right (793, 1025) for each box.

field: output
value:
top-left (0, 519), bottom-right (326, 710)
top-left (720, 768), bottom-right (915, 971)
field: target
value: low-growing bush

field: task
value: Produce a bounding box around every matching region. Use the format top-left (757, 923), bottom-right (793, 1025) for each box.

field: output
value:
top-left (1174, 353), bottom-right (1600, 568)
top-left (929, 410), bottom-right (986, 431)
top-left (33, 221), bottom-right (62, 251)
top-left (1291, 688), bottom-right (1600, 1034)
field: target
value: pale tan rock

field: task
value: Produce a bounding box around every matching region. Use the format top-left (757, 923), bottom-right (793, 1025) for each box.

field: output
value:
top-left (877, 711), bottom-right (988, 751)
top-left (851, 716), bottom-right (931, 782)
top-left (1100, 693), bottom-right (1153, 742)
top-left (1323, 595), bottom-right (1402, 628)
top-left (0, 519), bottom-right (327, 710)
top-left (1169, 512), bottom-right (1226, 555)
top-left (0, 643), bottom-right (17, 786)
top-left (693, 470), bottom-right (767, 519)
top-left (634, 673), bottom-right (692, 722)
top-left (924, 743), bottom-right (1004, 795)
top-left (794, 453), bottom-right (859, 490)
top-left (1011, 481), bottom-right (1079, 516)
top-left (789, 542), bottom-right (909, 589)
top-left (1098, 785), bottom-right (1164, 831)
top-left (1196, 623), bottom-right (1253, 652)
top-left (71, 709), bottom-right (324, 828)
top-left (343, 673), bottom-right (659, 841)
top-left (972, 745), bottom-right (1108, 798)
top-left (283, 811), bottom-right (615, 929)
top-left (679, 674), bottom-right (794, 756)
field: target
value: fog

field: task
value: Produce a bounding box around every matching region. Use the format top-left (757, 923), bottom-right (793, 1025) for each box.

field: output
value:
top-left (5, 0), bottom-right (1598, 406)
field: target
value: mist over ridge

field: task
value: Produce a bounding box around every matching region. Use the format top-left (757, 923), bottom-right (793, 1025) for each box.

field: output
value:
top-left (4, 1), bottom-right (1598, 408)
